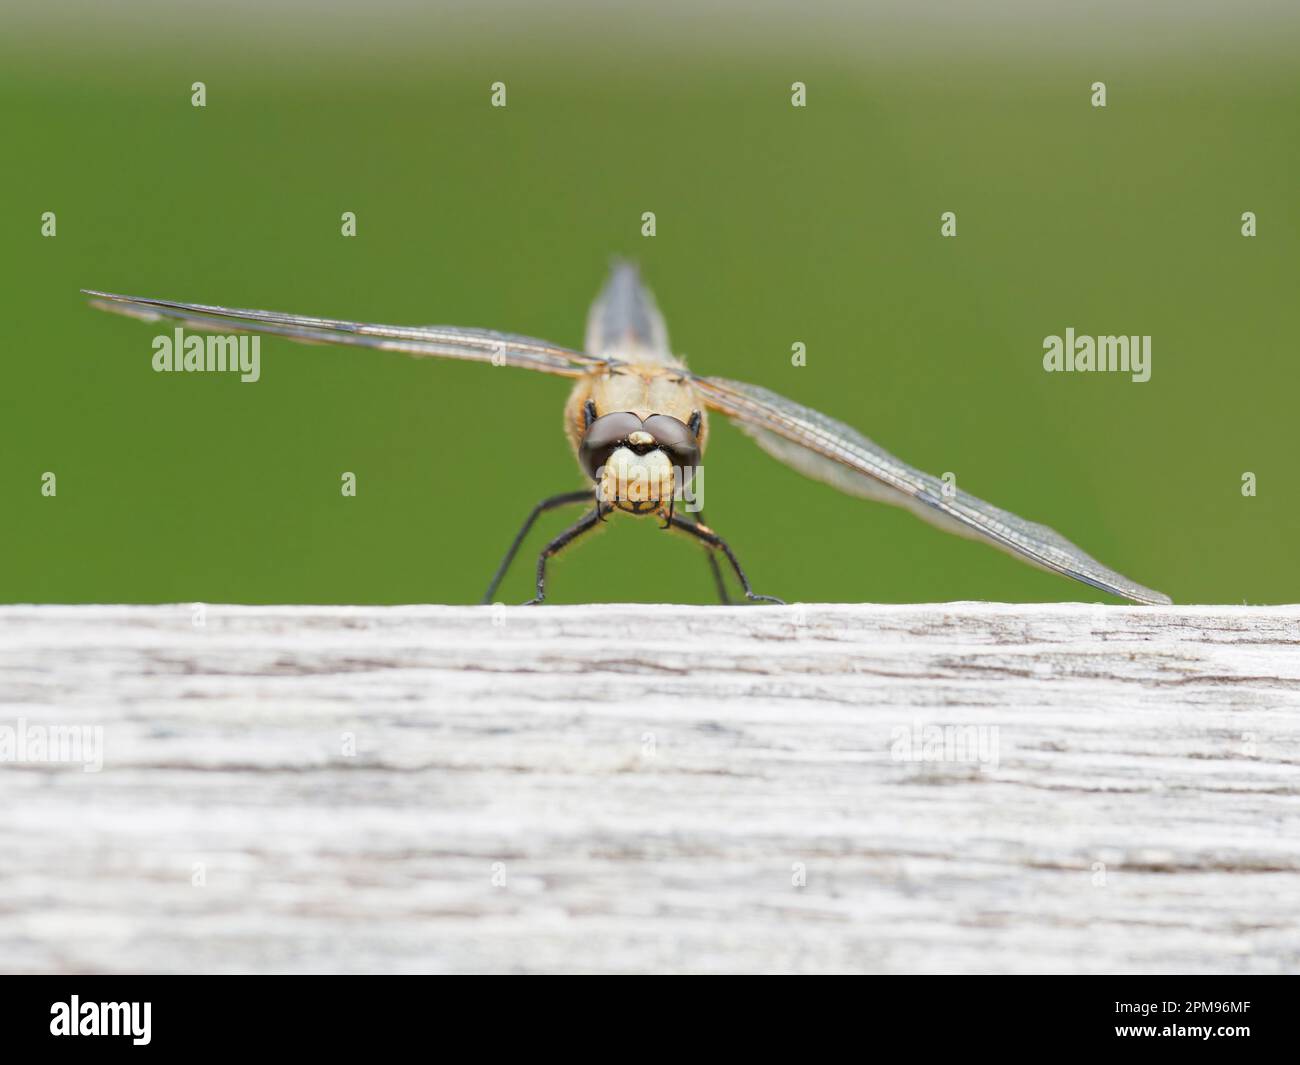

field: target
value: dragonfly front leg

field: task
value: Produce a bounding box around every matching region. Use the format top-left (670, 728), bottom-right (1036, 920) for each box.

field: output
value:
top-left (482, 490), bottom-right (594, 603)
top-left (525, 506), bottom-right (604, 605)
top-left (689, 510), bottom-right (731, 604)
top-left (667, 515), bottom-right (783, 604)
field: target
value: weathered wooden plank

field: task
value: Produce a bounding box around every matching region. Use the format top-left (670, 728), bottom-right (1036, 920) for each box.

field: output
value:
top-left (0, 603), bottom-right (1297, 974)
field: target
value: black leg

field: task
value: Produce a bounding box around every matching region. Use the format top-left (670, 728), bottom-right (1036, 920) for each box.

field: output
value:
top-left (482, 490), bottom-right (593, 604)
top-left (692, 510), bottom-right (731, 604)
top-left (526, 507), bottom-right (603, 605)
top-left (667, 515), bottom-right (784, 604)
top-left (659, 491), bottom-right (676, 529)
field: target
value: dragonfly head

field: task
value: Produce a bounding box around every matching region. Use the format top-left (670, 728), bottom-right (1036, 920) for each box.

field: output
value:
top-left (579, 411), bottom-right (700, 516)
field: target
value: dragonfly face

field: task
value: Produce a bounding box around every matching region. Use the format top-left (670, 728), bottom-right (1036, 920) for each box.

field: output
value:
top-left (83, 261), bottom-right (1171, 606)
top-left (578, 410), bottom-right (701, 516)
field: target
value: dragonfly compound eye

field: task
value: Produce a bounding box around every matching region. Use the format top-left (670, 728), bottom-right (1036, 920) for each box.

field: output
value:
top-left (579, 411), bottom-right (645, 480)
top-left (642, 414), bottom-right (701, 477)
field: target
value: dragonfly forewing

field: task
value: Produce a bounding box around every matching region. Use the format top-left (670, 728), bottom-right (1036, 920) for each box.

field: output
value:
top-left (83, 290), bottom-right (601, 377)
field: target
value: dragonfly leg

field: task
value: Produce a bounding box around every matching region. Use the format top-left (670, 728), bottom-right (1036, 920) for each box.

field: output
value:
top-left (524, 507), bottom-right (603, 605)
top-left (667, 515), bottom-right (783, 604)
top-left (691, 510), bottom-right (731, 604)
top-left (482, 490), bottom-right (593, 604)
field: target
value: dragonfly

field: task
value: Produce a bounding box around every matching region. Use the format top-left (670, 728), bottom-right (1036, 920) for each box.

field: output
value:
top-left (84, 263), bottom-right (1171, 606)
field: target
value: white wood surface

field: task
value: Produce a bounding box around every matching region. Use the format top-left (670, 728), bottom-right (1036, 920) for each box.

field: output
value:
top-left (1, 602), bottom-right (1297, 975)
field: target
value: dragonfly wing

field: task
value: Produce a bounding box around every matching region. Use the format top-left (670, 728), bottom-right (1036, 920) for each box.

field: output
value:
top-left (83, 290), bottom-right (603, 377)
top-left (694, 375), bottom-right (1171, 605)
top-left (583, 261), bottom-right (681, 366)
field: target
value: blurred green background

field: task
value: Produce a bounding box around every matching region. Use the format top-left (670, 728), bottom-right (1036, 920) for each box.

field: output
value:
top-left (3, 2), bottom-right (1297, 605)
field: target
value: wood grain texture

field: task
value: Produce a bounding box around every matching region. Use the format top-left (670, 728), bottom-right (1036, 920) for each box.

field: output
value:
top-left (1, 602), bottom-right (1297, 975)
